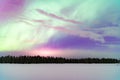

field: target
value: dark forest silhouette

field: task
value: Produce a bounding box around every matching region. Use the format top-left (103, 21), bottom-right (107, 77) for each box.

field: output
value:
top-left (0, 55), bottom-right (120, 63)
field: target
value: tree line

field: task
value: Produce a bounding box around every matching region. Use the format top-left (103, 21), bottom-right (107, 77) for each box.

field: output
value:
top-left (0, 55), bottom-right (120, 64)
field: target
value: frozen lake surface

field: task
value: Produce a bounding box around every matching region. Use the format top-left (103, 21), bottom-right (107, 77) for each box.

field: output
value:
top-left (0, 64), bottom-right (120, 80)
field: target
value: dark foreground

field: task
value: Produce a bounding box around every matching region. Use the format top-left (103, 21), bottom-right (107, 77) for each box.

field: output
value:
top-left (0, 56), bottom-right (120, 63)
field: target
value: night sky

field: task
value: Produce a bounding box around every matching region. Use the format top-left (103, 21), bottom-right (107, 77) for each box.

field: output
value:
top-left (0, 0), bottom-right (120, 58)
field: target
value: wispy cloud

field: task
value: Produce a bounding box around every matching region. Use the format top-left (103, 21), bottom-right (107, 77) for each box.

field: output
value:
top-left (38, 23), bottom-right (105, 43)
top-left (36, 9), bottom-right (83, 25)
top-left (19, 8), bottom-right (105, 43)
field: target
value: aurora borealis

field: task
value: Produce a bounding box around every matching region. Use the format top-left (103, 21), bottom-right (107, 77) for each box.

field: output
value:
top-left (0, 0), bottom-right (120, 58)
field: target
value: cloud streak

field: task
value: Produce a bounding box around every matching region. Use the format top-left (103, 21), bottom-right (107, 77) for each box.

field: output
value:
top-left (36, 9), bottom-right (83, 25)
top-left (23, 9), bottom-right (103, 43)
top-left (38, 23), bottom-right (105, 43)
